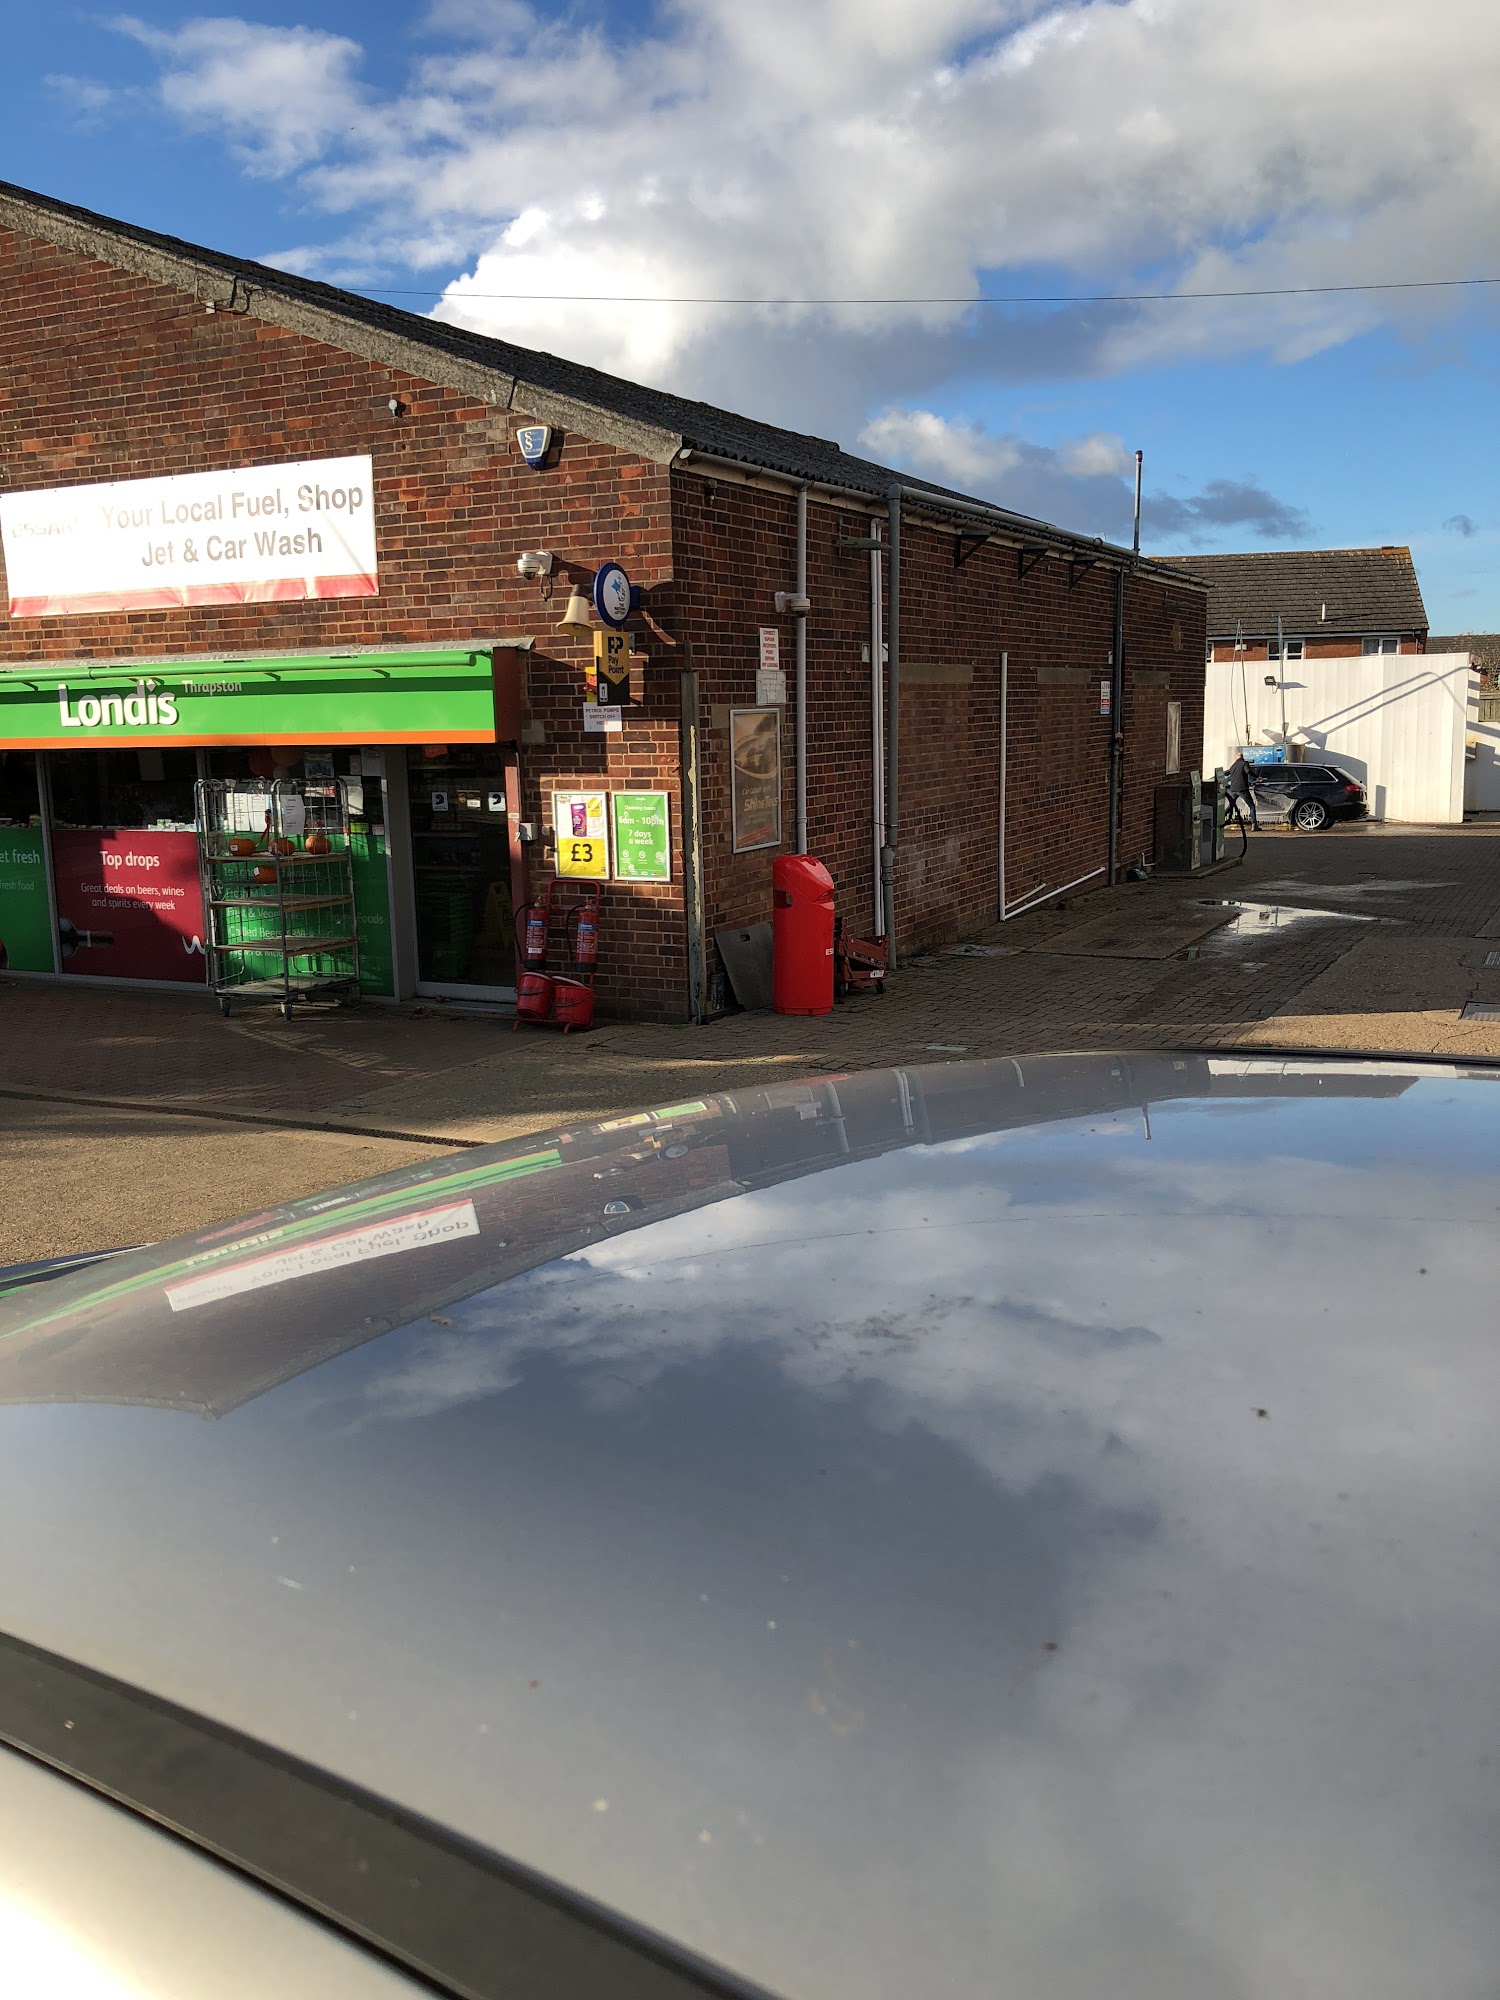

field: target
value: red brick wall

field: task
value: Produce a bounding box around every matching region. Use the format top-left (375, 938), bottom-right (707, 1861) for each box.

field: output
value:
top-left (672, 471), bottom-right (1206, 965)
top-left (0, 223), bottom-right (690, 1019)
top-left (1, 218), bottom-right (1207, 1022)
top-left (1208, 636), bottom-right (1422, 661)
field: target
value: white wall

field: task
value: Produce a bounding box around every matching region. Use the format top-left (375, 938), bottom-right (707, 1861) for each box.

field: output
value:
top-left (1203, 653), bottom-right (1474, 824)
top-left (1465, 694), bottom-right (1500, 813)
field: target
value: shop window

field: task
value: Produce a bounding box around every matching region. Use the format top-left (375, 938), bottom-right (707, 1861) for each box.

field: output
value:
top-left (1165, 700), bottom-right (1182, 776)
top-left (47, 749), bottom-right (201, 831)
top-left (0, 749), bottom-right (42, 828)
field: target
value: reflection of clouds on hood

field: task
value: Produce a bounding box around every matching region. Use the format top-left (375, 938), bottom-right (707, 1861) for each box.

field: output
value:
top-left (332, 1108), bottom-right (1500, 2000)
top-left (9, 1069), bottom-right (1500, 2000)
top-left (346, 1113), bottom-right (1499, 1543)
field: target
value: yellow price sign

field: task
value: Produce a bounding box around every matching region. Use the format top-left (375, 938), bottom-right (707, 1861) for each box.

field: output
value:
top-left (557, 834), bottom-right (607, 879)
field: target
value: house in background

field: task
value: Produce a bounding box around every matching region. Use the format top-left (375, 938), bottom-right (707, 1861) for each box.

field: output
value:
top-left (1157, 546), bottom-right (1429, 663)
top-left (1162, 548), bottom-right (1500, 824)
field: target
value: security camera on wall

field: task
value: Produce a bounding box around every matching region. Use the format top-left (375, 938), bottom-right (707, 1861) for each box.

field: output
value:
top-left (516, 551), bottom-right (554, 581)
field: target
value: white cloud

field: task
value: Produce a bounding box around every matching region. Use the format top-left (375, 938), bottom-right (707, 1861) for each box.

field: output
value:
top-left (111, 14), bottom-right (369, 177)
top-left (859, 409), bottom-right (1307, 540)
top-left (85, 0), bottom-right (1500, 523)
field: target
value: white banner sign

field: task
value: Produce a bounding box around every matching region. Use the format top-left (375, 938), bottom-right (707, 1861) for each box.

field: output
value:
top-left (0, 455), bottom-right (378, 618)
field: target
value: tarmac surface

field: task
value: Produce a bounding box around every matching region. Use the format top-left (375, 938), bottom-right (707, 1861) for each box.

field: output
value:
top-left (6, 821), bottom-right (1500, 1260)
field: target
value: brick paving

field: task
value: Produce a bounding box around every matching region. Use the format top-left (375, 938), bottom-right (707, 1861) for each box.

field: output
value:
top-left (6, 824), bottom-right (1500, 1161)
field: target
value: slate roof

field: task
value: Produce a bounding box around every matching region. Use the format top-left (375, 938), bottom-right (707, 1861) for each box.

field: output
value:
top-left (1154, 547), bottom-right (1427, 637)
top-left (0, 179), bottom-right (1204, 582)
top-left (1430, 633), bottom-right (1500, 671)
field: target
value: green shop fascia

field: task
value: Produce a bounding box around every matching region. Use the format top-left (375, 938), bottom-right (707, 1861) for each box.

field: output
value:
top-left (0, 649), bottom-right (523, 994)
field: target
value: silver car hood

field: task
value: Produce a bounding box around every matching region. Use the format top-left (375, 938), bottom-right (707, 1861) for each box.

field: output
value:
top-left (2, 1051), bottom-right (1498, 2000)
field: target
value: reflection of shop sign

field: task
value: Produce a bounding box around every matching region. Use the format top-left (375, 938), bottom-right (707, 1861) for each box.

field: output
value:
top-left (0, 454), bottom-right (378, 618)
top-left (166, 1199), bottom-right (481, 1313)
top-left (553, 792), bottom-right (610, 880)
top-left (57, 678), bottom-right (179, 731)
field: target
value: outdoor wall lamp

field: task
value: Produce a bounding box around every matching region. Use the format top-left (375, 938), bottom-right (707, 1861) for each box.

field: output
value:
top-left (388, 397), bottom-right (408, 419)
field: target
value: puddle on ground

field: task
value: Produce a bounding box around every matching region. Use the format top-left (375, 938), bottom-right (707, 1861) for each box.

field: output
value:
top-left (1181, 899), bottom-right (1403, 956)
top-left (1197, 898), bottom-right (1394, 935)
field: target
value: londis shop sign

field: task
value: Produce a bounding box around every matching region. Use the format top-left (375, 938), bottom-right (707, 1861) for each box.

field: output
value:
top-left (0, 651), bottom-right (510, 748)
top-left (0, 456), bottom-right (376, 617)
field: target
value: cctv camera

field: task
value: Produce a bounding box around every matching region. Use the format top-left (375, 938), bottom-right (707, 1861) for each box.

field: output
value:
top-left (516, 550), bottom-right (554, 580)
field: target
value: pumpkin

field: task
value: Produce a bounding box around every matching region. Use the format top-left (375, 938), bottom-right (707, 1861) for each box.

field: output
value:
top-left (227, 836), bottom-right (257, 857)
top-left (251, 863), bottom-right (278, 884)
top-left (269, 836), bottom-right (296, 857)
top-left (304, 832), bottom-right (332, 855)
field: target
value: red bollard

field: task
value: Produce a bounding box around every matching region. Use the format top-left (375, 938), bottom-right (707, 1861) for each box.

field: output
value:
top-left (772, 854), bottom-right (836, 1016)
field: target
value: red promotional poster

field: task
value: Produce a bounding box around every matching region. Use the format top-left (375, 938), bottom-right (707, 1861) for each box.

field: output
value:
top-left (50, 831), bottom-right (207, 983)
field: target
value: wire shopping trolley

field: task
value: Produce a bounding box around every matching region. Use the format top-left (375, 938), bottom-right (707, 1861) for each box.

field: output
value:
top-left (195, 778), bottom-right (361, 1018)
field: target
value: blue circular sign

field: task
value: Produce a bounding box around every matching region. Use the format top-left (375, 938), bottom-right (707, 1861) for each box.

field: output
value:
top-left (593, 561), bottom-right (632, 629)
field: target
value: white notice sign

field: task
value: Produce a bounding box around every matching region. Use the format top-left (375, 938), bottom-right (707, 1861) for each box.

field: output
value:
top-left (0, 455), bottom-right (378, 618)
top-left (756, 666), bottom-right (788, 705)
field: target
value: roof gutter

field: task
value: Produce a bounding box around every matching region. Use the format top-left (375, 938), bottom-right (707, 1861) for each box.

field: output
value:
top-left (675, 448), bottom-right (1206, 586)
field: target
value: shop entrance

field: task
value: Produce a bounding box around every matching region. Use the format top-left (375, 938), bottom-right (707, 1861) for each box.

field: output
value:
top-left (406, 744), bottom-right (521, 1000)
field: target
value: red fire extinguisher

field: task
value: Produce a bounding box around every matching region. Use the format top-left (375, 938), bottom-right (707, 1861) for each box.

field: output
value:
top-left (517, 889), bottom-right (551, 970)
top-left (568, 891), bottom-right (600, 974)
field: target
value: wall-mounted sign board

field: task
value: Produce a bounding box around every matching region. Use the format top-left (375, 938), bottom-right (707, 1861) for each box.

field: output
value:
top-left (1, 456), bottom-right (377, 617)
top-left (553, 792), bottom-right (610, 879)
top-left (611, 792), bottom-right (671, 882)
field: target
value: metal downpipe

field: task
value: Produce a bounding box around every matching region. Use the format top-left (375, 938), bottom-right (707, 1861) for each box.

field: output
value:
top-left (1108, 564), bottom-right (1125, 885)
top-left (882, 485), bottom-right (901, 963)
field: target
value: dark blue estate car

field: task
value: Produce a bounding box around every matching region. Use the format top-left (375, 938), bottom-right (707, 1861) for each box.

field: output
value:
top-left (1250, 760), bottom-right (1369, 829)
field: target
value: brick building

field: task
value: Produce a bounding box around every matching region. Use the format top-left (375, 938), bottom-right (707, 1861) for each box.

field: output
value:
top-left (0, 181), bottom-right (1207, 1021)
top-left (1170, 546), bottom-right (1429, 664)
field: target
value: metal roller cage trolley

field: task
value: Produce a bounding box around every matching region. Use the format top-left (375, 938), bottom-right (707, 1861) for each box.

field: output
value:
top-left (196, 778), bottom-right (361, 1018)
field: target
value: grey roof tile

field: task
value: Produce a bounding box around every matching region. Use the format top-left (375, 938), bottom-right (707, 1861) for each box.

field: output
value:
top-left (1153, 547), bottom-right (1427, 636)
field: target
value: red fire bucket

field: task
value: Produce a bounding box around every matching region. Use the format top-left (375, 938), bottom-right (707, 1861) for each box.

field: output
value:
top-left (514, 970), bottom-right (555, 1028)
top-left (551, 977), bottom-right (596, 1033)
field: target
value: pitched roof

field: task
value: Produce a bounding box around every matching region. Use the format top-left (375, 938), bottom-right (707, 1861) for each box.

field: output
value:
top-left (0, 179), bottom-right (1204, 583)
top-left (1430, 633), bottom-right (1500, 671)
top-left (1151, 546), bottom-right (1427, 637)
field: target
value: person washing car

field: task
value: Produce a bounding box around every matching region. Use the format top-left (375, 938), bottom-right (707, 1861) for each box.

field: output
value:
top-left (1225, 752), bottom-right (1259, 830)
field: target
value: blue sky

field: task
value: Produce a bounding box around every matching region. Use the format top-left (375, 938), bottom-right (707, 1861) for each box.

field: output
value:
top-left (5, 0), bottom-right (1498, 628)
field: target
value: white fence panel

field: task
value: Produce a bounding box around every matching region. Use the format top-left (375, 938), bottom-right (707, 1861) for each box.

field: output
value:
top-left (1203, 653), bottom-right (1474, 824)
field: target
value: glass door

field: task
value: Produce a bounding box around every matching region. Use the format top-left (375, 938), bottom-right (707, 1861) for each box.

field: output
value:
top-left (407, 745), bottom-right (518, 999)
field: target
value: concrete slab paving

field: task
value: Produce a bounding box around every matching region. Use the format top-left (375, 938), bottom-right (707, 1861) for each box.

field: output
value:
top-left (0, 1095), bottom-right (437, 1264)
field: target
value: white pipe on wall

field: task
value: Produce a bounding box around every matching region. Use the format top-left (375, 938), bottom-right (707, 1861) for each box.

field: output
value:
top-left (870, 519), bottom-right (886, 935)
top-left (794, 484), bottom-right (809, 854)
top-left (1004, 865), bottom-right (1105, 922)
top-left (997, 651), bottom-right (1008, 921)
